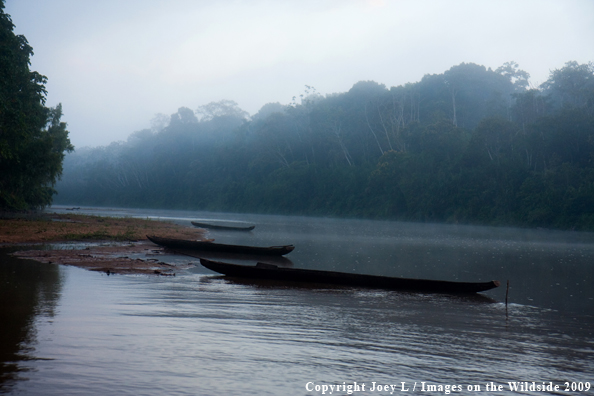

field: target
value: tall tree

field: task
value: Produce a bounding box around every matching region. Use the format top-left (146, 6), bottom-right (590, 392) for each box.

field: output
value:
top-left (495, 61), bottom-right (530, 92)
top-left (0, 1), bottom-right (73, 210)
top-left (541, 61), bottom-right (594, 112)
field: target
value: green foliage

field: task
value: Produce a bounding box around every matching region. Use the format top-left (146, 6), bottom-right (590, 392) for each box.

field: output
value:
top-left (541, 61), bottom-right (594, 111)
top-left (54, 60), bottom-right (594, 230)
top-left (0, 2), bottom-right (73, 210)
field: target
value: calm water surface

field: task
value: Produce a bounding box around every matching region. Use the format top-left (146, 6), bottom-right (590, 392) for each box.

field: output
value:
top-left (1, 206), bottom-right (593, 395)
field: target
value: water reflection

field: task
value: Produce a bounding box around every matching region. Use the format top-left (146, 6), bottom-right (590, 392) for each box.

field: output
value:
top-left (49, 206), bottom-right (594, 314)
top-left (1, 249), bottom-right (593, 395)
top-left (168, 248), bottom-right (294, 267)
top-left (215, 275), bottom-right (499, 303)
top-left (190, 217), bottom-right (594, 314)
top-left (0, 206), bottom-right (585, 394)
top-left (0, 248), bottom-right (64, 392)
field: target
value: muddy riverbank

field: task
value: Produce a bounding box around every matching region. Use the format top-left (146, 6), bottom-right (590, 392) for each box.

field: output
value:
top-left (1, 212), bottom-right (206, 275)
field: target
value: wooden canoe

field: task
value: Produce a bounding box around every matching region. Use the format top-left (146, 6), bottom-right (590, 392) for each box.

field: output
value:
top-left (199, 258), bottom-right (500, 294)
top-left (167, 248), bottom-right (294, 267)
top-left (147, 235), bottom-right (294, 256)
top-left (191, 221), bottom-right (255, 231)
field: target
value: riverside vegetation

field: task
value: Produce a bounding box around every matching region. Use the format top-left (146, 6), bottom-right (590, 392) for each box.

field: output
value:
top-left (1, 2), bottom-right (593, 231)
top-left (0, 2), bottom-right (73, 211)
top-left (55, 61), bottom-right (594, 230)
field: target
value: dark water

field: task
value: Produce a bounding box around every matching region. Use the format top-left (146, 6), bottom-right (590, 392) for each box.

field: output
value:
top-left (1, 206), bottom-right (593, 395)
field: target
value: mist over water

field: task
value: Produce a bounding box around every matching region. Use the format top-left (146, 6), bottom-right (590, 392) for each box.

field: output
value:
top-left (62, 205), bottom-right (594, 313)
top-left (1, 206), bottom-right (592, 395)
top-left (3, 0), bottom-right (594, 392)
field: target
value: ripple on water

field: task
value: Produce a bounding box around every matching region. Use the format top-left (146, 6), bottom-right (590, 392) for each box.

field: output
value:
top-left (3, 209), bottom-right (594, 395)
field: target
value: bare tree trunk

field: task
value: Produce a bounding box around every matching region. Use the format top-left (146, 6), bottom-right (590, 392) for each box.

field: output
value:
top-left (273, 148), bottom-right (290, 168)
top-left (332, 121), bottom-right (353, 166)
top-left (451, 88), bottom-right (458, 127)
top-left (376, 103), bottom-right (394, 151)
top-left (365, 104), bottom-right (384, 155)
top-left (390, 95), bottom-right (406, 152)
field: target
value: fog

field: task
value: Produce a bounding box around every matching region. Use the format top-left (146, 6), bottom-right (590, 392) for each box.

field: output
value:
top-left (5, 0), bottom-right (594, 148)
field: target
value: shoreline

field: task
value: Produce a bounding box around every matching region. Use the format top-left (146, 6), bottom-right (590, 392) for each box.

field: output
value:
top-left (2, 213), bottom-right (207, 275)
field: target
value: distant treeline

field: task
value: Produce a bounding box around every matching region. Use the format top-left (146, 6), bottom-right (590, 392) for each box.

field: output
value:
top-left (55, 61), bottom-right (594, 230)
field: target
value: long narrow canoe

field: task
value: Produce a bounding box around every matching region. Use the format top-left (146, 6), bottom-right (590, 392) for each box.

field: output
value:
top-left (147, 235), bottom-right (294, 256)
top-left (199, 258), bottom-right (500, 294)
top-left (191, 221), bottom-right (255, 231)
top-left (167, 248), bottom-right (294, 267)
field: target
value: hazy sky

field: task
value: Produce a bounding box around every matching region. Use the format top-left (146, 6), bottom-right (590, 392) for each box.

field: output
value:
top-left (5, 0), bottom-right (594, 148)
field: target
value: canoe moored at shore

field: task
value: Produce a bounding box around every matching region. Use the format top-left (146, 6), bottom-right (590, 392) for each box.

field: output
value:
top-left (147, 235), bottom-right (295, 256)
top-left (191, 221), bottom-right (255, 231)
top-left (166, 248), bottom-right (294, 267)
top-left (199, 258), bottom-right (501, 294)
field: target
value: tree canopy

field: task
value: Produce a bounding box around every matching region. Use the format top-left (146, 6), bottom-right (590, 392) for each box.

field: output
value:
top-left (0, 1), bottom-right (73, 210)
top-left (55, 60), bottom-right (594, 230)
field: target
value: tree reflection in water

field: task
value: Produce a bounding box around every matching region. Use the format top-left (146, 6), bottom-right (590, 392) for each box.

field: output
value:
top-left (0, 248), bottom-right (63, 392)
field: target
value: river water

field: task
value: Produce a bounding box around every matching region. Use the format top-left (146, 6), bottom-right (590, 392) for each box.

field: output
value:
top-left (1, 206), bottom-right (593, 395)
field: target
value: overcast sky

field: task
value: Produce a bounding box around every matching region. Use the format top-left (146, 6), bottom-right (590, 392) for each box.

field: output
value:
top-left (5, 0), bottom-right (594, 148)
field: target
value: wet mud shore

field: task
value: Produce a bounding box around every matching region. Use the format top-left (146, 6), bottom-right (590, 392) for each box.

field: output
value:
top-left (1, 212), bottom-right (207, 275)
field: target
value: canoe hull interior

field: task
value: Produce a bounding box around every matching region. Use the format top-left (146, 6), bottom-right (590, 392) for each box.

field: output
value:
top-left (147, 235), bottom-right (294, 256)
top-left (191, 221), bottom-right (255, 231)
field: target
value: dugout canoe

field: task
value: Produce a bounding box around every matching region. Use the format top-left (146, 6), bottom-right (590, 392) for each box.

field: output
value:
top-left (191, 221), bottom-right (255, 231)
top-left (147, 235), bottom-right (294, 256)
top-left (167, 248), bottom-right (294, 267)
top-left (199, 258), bottom-right (500, 294)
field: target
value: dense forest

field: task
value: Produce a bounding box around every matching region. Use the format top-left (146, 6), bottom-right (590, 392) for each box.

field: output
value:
top-left (55, 61), bottom-right (594, 230)
top-left (0, 1), bottom-right (72, 210)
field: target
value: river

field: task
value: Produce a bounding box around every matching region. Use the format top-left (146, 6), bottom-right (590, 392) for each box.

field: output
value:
top-left (1, 206), bottom-right (593, 395)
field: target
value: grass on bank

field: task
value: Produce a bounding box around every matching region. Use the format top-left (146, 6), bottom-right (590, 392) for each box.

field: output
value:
top-left (0, 213), bottom-right (206, 244)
